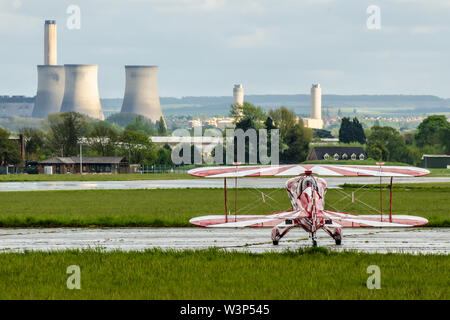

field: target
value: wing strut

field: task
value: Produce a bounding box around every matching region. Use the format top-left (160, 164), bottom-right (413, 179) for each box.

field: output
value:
top-left (389, 177), bottom-right (393, 223)
top-left (377, 162), bottom-right (384, 222)
top-left (224, 178), bottom-right (228, 223)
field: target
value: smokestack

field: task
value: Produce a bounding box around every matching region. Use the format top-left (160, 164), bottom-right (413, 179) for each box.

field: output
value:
top-left (33, 20), bottom-right (64, 118)
top-left (60, 64), bottom-right (104, 120)
top-left (32, 65), bottom-right (65, 118)
top-left (233, 84), bottom-right (244, 106)
top-left (310, 84), bottom-right (322, 120)
top-left (120, 65), bottom-right (163, 123)
top-left (44, 20), bottom-right (57, 65)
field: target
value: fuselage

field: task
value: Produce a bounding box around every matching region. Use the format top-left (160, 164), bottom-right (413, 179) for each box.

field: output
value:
top-left (285, 175), bottom-right (328, 232)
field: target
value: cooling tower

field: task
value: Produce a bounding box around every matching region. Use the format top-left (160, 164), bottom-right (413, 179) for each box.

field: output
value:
top-left (32, 65), bottom-right (65, 118)
top-left (120, 65), bottom-right (163, 122)
top-left (60, 64), bottom-right (104, 120)
top-left (233, 84), bottom-right (244, 106)
top-left (310, 84), bottom-right (322, 119)
top-left (44, 20), bottom-right (57, 65)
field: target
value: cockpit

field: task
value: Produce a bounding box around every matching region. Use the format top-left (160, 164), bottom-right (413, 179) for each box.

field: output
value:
top-left (298, 177), bottom-right (317, 195)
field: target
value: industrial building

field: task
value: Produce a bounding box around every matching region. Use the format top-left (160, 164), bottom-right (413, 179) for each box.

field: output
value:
top-left (422, 155), bottom-right (450, 169)
top-left (38, 156), bottom-right (129, 174)
top-left (120, 66), bottom-right (163, 123)
top-left (302, 84), bottom-right (324, 129)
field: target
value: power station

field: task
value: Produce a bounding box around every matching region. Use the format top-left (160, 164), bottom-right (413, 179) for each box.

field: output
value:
top-left (28, 19), bottom-right (324, 128)
top-left (60, 64), bottom-right (104, 120)
top-left (31, 20), bottom-right (164, 122)
top-left (120, 66), bottom-right (163, 123)
top-left (32, 20), bottom-right (65, 119)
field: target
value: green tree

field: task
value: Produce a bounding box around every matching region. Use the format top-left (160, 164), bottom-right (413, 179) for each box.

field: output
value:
top-left (107, 112), bottom-right (142, 128)
top-left (367, 126), bottom-right (408, 162)
top-left (125, 115), bottom-right (156, 136)
top-left (281, 119), bottom-right (312, 163)
top-left (46, 112), bottom-right (88, 157)
top-left (440, 126), bottom-right (450, 153)
top-left (338, 117), bottom-right (366, 144)
top-left (119, 129), bottom-right (156, 164)
top-left (352, 117), bottom-right (366, 144)
top-left (232, 102), bottom-right (267, 129)
top-left (269, 106), bottom-right (297, 140)
top-left (157, 116), bottom-right (167, 136)
top-left (87, 123), bottom-right (119, 156)
top-left (0, 127), bottom-right (22, 165)
top-left (415, 115), bottom-right (450, 148)
top-left (19, 127), bottom-right (46, 160)
top-left (155, 144), bottom-right (173, 166)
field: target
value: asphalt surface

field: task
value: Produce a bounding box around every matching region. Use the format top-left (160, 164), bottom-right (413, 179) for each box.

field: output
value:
top-left (0, 176), bottom-right (449, 191)
top-left (0, 227), bottom-right (448, 255)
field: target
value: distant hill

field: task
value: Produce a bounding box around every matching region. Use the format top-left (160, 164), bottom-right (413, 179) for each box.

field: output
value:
top-left (101, 94), bottom-right (450, 117)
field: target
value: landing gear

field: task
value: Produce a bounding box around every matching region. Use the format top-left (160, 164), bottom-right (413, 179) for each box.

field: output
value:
top-left (333, 227), bottom-right (343, 246)
top-left (323, 225), bottom-right (343, 246)
top-left (271, 225), bottom-right (294, 245)
top-left (271, 227), bottom-right (281, 246)
top-left (311, 232), bottom-right (317, 247)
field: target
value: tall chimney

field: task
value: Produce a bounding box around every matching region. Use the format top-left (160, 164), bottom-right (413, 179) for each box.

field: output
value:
top-left (44, 20), bottom-right (57, 65)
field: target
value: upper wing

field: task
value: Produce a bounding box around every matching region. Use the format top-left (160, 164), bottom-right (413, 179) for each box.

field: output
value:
top-left (188, 164), bottom-right (430, 178)
top-left (323, 210), bottom-right (428, 227)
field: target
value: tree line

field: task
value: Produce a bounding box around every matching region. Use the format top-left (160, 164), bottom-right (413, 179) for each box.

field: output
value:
top-left (338, 115), bottom-right (449, 165)
top-left (0, 112), bottom-right (171, 166)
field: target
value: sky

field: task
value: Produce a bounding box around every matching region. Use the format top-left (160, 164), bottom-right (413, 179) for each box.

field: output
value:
top-left (0, 0), bottom-right (449, 98)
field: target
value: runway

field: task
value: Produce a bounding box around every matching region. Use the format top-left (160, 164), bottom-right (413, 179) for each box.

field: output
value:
top-left (0, 227), bottom-right (448, 255)
top-left (0, 176), bottom-right (449, 191)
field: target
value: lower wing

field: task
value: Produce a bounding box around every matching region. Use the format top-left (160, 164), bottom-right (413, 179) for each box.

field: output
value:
top-left (189, 210), bottom-right (308, 228)
top-left (323, 210), bottom-right (428, 227)
top-left (189, 210), bottom-right (428, 228)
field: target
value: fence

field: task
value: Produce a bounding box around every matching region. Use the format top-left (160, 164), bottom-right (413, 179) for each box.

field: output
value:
top-left (0, 166), bottom-right (27, 175)
top-left (141, 165), bottom-right (196, 174)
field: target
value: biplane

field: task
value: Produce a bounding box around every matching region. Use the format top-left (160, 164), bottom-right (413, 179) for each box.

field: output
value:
top-left (188, 164), bottom-right (430, 246)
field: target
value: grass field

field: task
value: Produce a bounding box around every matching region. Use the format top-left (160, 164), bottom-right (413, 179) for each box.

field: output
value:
top-left (0, 248), bottom-right (448, 299)
top-left (0, 183), bottom-right (448, 227)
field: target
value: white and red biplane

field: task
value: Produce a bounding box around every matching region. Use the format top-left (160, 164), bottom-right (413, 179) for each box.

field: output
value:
top-left (188, 164), bottom-right (429, 246)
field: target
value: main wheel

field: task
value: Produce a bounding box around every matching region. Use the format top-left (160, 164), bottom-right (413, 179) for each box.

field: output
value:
top-left (271, 228), bottom-right (280, 246)
top-left (333, 228), bottom-right (343, 246)
top-left (312, 240), bottom-right (317, 247)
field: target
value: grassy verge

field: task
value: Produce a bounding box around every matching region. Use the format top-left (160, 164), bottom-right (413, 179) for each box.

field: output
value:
top-left (0, 248), bottom-right (448, 299)
top-left (0, 185), bottom-right (448, 227)
top-left (428, 168), bottom-right (450, 176)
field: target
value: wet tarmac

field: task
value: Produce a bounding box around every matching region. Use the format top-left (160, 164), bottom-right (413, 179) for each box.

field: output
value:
top-left (0, 227), bottom-right (448, 255)
top-left (1, 176), bottom-right (450, 191)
